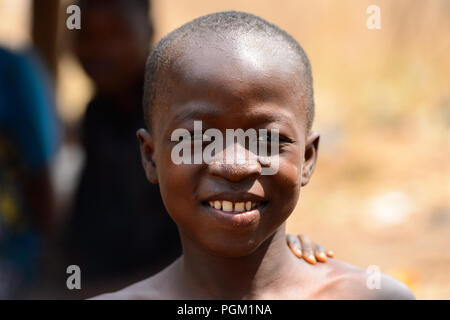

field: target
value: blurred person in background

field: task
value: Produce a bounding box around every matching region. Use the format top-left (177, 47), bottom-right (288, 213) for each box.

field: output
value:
top-left (63, 0), bottom-right (182, 296)
top-left (0, 47), bottom-right (60, 299)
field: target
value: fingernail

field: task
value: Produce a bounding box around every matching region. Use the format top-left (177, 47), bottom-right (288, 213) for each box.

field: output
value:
top-left (309, 255), bottom-right (316, 264)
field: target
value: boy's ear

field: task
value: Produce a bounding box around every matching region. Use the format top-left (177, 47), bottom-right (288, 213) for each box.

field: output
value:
top-left (301, 131), bottom-right (320, 187)
top-left (137, 128), bottom-right (158, 184)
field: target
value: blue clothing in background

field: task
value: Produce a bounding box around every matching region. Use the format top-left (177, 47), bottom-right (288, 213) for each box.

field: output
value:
top-left (0, 47), bottom-right (59, 298)
top-left (0, 47), bottom-right (59, 170)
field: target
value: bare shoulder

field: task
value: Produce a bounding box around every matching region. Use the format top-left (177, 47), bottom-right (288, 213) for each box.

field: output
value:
top-left (89, 258), bottom-right (182, 300)
top-left (89, 262), bottom-right (181, 300)
top-left (307, 258), bottom-right (415, 300)
top-left (371, 272), bottom-right (416, 300)
top-left (88, 276), bottom-right (162, 300)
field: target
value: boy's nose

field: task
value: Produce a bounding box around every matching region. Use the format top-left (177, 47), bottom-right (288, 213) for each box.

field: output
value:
top-left (206, 143), bottom-right (261, 182)
top-left (207, 161), bottom-right (261, 182)
top-left (208, 143), bottom-right (261, 182)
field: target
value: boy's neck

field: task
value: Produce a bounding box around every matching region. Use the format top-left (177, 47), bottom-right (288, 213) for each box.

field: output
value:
top-left (177, 223), bottom-right (299, 299)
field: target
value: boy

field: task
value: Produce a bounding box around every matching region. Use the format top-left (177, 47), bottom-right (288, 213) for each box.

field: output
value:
top-left (95, 11), bottom-right (414, 299)
top-left (66, 1), bottom-right (327, 298)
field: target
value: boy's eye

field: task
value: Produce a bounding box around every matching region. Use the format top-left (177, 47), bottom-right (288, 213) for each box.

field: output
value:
top-left (258, 134), bottom-right (269, 142)
top-left (192, 131), bottom-right (203, 140)
top-left (190, 131), bottom-right (211, 141)
top-left (182, 131), bottom-right (292, 144)
top-left (257, 133), bottom-right (290, 143)
top-left (256, 132), bottom-right (274, 143)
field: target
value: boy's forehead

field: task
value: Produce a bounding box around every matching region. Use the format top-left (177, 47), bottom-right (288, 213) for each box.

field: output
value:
top-left (171, 35), bottom-right (301, 93)
top-left (151, 34), bottom-right (309, 135)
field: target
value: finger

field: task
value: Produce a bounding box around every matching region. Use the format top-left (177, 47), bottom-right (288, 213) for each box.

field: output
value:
top-left (298, 234), bottom-right (316, 264)
top-left (314, 243), bottom-right (327, 263)
top-left (326, 250), bottom-right (335, 258)
top-left (286, 234), bottom-right (303, 258)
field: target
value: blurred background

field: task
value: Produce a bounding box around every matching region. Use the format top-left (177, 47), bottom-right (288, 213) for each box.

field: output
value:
top-left (0, 0), bottom-right (448, 299)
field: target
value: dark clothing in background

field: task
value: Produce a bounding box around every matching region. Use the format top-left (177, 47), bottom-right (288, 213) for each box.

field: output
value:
top-left (64, 86), bottom-right (181, 283)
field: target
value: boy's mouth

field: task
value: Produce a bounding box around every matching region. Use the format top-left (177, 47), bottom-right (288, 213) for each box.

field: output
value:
top-left (201, 200), bottom-right (268, 214)
top-left (200, 193), bottom-right (268, 227)
top-left (206, 200), bottom-right (258, 213)
top-left (200, 192), bottom-right (268, 227)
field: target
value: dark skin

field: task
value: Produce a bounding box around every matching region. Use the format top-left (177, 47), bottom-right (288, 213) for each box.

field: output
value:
top-left (94, 34), bottom-right (414, 299)
top-left (74, 1), bottom-right (332, 265)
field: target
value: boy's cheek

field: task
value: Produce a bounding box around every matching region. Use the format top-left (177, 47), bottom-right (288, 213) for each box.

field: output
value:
top-left (159, 162), bottom-right (196, 189)
top-left (157, 164), bottom-right (199, 222)
top-left (276, 157), bottom-right (303, 190)
top-left (158, 160), bottom-right (203, 204)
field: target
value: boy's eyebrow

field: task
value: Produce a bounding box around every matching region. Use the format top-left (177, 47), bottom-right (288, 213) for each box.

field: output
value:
top-left (172, 104), bottom-right (224, 123)
top-left (250, 111), bottom-right (294, 125)
top-left (245, 109), bottom-right (299, 130)
top-left (172, 103), bottom-right (298, 128)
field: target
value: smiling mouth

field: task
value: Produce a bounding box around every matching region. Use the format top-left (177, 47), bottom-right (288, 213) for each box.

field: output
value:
top-left (203, 200), bottom-right (267, 214)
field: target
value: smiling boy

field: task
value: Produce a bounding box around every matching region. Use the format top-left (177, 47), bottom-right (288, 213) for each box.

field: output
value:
top-left (94, 11), bottom-right (414, 300)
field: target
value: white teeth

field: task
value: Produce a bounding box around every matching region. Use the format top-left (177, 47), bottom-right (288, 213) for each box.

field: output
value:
top-left (207, 200), bottom-right (259, 212)
top-left (234, 202), bottom-right (245, 212)
top-left (222, 201), bottom-right (233, 212)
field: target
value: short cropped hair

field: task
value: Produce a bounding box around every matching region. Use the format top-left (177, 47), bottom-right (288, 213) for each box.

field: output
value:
top-left (143, 11), bottom-right (315, 132)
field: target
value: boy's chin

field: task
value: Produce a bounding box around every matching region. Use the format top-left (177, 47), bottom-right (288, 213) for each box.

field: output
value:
top-left (201, 235), bottom-right (264, 258)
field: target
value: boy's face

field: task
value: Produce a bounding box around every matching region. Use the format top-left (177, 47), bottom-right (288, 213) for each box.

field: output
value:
top-left (138, 36), bottom-right (319, 257)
